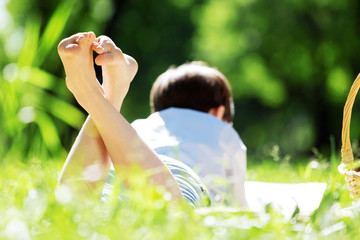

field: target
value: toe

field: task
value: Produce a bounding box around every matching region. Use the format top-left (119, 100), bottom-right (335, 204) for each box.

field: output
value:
top-left (94, 53), bottom-right (115, 66)
top-left (88, 31), bottom-right (96, 39)
top-left (76, 33), bottom-right (88, 45)
top-left (97, 36), bottom-right (115, 52)
top-left (92, 43), bottom-right (105, 54)
top-left (87, 31), bottom-right (96, 43)
top-left (76, 32), bottom-right (96, 46)
top-left (58, 33), bottom-right (81, 52)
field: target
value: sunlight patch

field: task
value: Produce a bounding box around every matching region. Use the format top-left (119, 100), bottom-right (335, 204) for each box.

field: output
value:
top-left (0, 1), bottom-right (11, 32)
top-left (5, 29), bottom-right (24, 58)
top-left (18, 106), bottom-right (35, 123)
top-left (5, 218), bottom-right (30, 240)
top-left (3, 63), bottom-right (18, 82)
top-left (55, 185), bottom-right (73, 204)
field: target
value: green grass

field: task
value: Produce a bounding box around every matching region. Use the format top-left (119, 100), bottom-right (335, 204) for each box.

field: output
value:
top-left (0, 152), bottom-right (360, 240)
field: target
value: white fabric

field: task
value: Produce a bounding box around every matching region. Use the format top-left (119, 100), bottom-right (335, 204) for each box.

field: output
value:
top-left (131, 107), bottom-right (247, 207)
top-left (245, 181), bottom-right (327, 220)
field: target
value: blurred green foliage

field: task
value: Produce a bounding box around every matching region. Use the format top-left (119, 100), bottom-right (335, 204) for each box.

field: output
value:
top-left (97, 0), bottom-right (360, 159)
top-left (0, 0), bottom-right (114, 159)
top-left (0, 0), bottom-right (84, 160)
top-left (1, 0), bottom-right (360, 159)
top-left (191, 0), bottom-right (360, 158)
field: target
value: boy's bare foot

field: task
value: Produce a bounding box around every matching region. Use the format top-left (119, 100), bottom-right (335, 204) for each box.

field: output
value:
top-left (92, 36), bottom-right (138, 110)
top-left (58, 32), bottom-right (103, 108)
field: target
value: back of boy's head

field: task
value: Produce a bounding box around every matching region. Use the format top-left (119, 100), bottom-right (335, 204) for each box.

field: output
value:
top-left (150, 61), bottom-right (234, 122)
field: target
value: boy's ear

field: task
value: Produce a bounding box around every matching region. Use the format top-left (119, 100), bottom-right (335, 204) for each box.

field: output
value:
top-left (208, 105), bottom-right (225, 121)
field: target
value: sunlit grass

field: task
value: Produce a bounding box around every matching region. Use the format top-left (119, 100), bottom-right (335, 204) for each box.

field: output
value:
top-left (0, 153), bottom-right (359, 239)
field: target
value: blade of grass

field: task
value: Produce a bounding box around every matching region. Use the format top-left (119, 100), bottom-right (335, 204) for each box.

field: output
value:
top-left (35, 109), bottom-right (65, 155)
top-left (17, 17), bottom-right (40, 67)
top-left (26, 67), bottom-right (56, 90)
top-left (41, 92), bottom-right (85, 129)
top-left (34, 0), bottom-right (75, 67)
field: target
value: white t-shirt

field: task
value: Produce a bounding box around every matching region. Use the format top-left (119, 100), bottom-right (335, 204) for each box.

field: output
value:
top-left (131, 107), bottom-right (247, 207)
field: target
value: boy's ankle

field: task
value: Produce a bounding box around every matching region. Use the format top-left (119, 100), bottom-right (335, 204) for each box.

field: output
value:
top-left (103, 88), bottom-right (129, 110)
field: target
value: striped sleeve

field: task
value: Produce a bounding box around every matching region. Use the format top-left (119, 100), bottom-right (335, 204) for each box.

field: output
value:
top-left (159, 155), bottom-right (211, 208)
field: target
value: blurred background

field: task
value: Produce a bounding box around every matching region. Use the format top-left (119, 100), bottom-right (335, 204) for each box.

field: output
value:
top-left (1, 0), bottom-right (360, 162)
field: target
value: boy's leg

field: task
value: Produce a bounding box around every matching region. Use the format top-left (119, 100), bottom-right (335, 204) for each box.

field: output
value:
top-left (58, 34), bottom-right (137, 197)
top-left (92, 35), bottom-right (137, 111)
top-left (58, 32), bottom-right (183, 200)
top-left (91, 36), bottom-right (138, 198)
top-left (58, 32), bottom-right (111, 197)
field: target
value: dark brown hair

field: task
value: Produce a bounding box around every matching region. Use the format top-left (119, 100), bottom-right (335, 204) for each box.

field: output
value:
top-left (150, 61), bottom-right (234, 122)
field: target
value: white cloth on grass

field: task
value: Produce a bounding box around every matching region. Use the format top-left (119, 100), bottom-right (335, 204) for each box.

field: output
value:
top-left (245, 181), bottom-right (327, 219)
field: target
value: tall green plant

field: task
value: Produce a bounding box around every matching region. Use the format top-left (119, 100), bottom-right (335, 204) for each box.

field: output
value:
top-left (0, 0), bottom-right (84, 160)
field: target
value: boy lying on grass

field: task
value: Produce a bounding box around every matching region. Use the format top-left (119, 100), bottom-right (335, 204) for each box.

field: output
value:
top-left (57, 32), bottom-right (208, 207)
top-left (105, 61), bottom-right (247, 207)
